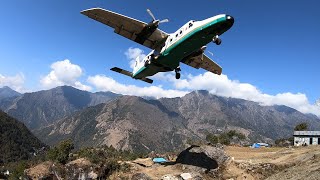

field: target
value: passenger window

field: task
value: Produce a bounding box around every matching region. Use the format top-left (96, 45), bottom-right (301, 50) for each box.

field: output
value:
top-left (180, 30), bottom-right (182, 34)
top-left (176, 34), bottom-right (178, 37)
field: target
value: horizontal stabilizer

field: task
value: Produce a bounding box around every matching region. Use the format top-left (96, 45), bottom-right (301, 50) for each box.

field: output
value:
top-left (110, 67), bottom-right (133, 77)
top-left (110, 67), bottom-right (153, 84)
top-left (141, 77), bottom-right (153, 84)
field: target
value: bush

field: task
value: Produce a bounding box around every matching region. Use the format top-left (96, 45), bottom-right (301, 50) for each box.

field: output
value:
top-left (294, 123), bottom-right (308, 131)
top-left (47, 139), bottom-right (74, 164)
top-left (206, 130), bottom-right (246, 145)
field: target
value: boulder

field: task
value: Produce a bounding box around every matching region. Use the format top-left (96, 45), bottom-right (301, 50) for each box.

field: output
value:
top-left (175, 145), bottom-right (229, 174)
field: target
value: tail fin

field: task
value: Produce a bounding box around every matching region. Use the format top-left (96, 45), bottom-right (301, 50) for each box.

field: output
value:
top-left (110, 67), bottom-right (153, 84)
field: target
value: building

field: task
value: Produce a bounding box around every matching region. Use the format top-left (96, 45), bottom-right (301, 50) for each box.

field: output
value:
top-left (293, 131), bottom-right (320, 146)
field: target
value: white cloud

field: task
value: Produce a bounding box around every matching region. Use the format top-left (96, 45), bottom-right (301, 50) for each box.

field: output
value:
top-left (87, 74), bottom-right (188, 98)
top-left (40, 59), bottom-right (92, 91)
top-left (0, 73), bottom-right (25, 92)
top-left (172, 72), bottom-right (320, 116)
top-left (125, 47), bottom-right (146, 69)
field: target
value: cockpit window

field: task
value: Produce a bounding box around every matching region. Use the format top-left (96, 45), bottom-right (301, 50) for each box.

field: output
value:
top-left (189, 22), bottom-right (193, 28)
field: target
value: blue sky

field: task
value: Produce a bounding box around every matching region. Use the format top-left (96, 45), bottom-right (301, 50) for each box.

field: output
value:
top-left (0, 0), bottom-right (319, 115)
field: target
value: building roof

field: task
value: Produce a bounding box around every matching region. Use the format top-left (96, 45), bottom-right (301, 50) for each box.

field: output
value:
top-left (294, 131), bottom-right (320, 136)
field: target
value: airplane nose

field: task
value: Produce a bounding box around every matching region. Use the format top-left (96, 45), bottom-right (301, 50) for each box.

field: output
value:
top-left (226, 15), bottom-right (234, 25)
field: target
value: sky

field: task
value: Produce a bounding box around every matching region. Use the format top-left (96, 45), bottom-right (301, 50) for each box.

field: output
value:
top-left (0, 0), bottom-right (319, 116)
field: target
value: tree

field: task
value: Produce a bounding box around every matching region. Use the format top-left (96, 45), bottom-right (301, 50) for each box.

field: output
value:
top-left (47, 139), bottom-right (74, 164)
top-left (294, 122), bottom-right (308, 131)
top-left (206, 134), bottom-right (219, 144)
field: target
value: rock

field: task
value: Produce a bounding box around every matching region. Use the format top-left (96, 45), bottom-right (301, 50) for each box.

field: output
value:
top-left (25, 161), bottom-right (53, 179)
top-left (175, 145), bottom-right (229, 172)
top-left (132, 173), bottom-right (152, 180)
top-left (161, 174), bottom-right (180, 180)
top-left (88, 170), bottom-right (98, 179)
top-left (180, 172), bottom-right (192, 179)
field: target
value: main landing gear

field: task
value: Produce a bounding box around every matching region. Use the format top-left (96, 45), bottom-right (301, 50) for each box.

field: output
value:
top-left (213, 35), bottom-right (221, 45)
top-left (175, 67), bottom-right (181, 79)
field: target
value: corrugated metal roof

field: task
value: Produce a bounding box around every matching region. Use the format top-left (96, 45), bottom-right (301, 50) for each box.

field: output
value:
top-left (294, 131), bottom-right (320, 136)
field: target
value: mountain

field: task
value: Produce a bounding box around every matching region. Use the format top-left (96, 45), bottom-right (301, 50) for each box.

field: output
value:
top-left (35, 90), bottom-right (320, 153)
top-left (0, 86), bottom-right (21, 99)
top-left (0, 110), bottom-right (46, 164)
top-left (159, 90), bottom-right (320, 140)
top-left (35, 96), bottom-right (196, 153)
top-left (0, 86), bottom-right (21, 111)
top-left (2, 86), bottom-right (120, 129)
top-left (316, 99), bottom-right (320, 107)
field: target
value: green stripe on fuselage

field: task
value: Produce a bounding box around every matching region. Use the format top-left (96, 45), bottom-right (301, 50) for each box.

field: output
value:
top-left (133, 16), bottom-right (227, 78)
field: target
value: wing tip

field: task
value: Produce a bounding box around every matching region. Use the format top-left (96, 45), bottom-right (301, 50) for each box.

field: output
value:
top-left (80, 7), bottom-right (104, 14)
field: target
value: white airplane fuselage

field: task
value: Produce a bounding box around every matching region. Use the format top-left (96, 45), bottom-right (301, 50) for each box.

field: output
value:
top-left (132, 14), bottom-right (234, 79)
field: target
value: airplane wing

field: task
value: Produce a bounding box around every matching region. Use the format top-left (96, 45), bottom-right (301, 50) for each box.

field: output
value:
top-left (81, 8), bottom-right (168, 50)
top-left (110, 67), bottom-right (153, 84)
top-left (181, 53), bottom-right (222, 75)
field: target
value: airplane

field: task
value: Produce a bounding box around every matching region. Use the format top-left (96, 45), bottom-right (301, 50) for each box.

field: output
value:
top-left (81, 8), bottom-right (234, 84)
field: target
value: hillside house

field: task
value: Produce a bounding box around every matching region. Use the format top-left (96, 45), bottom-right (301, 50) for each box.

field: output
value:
top-left (294, 131), bottom-right (320, 146)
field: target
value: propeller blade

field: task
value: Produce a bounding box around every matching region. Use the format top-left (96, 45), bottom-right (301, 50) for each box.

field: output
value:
top-left (146, 9), bottom-right (156, 21)
top-left (159, 19), bottom-right (169, 23)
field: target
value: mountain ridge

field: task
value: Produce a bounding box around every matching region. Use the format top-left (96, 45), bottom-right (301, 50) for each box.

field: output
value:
top-left (0, 86), bottom-right (120, 129)
top-left (0, 86), bottom-right (21, 99)
top-left (35, 90), bottom-right (320, 153)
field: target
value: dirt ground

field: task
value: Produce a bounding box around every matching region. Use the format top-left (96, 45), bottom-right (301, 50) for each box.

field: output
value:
top-left (118, 146), bottom-right (320, 179)
top-left (25, 146), bottom-right (320, 179)
top-left (224, 145), bottom-right (320, 180)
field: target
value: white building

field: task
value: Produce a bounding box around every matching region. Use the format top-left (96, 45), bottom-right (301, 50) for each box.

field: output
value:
top-left (293, 131), bottom-right (320, 146)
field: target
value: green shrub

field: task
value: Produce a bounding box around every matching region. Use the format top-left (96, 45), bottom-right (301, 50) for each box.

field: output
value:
top-left (46, 139), bottom-right (74, 164)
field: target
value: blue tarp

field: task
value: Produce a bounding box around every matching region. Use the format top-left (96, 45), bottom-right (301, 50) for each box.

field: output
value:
top-left (251, 143), bottom-right (269, 148)
top-left (152, 157), bottom-right (167, 163)
top-left (252, 143), bottom-right (261, 148)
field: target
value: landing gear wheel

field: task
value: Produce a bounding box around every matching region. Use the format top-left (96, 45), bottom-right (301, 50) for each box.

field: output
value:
top-left (215, 38), bottom-right (221, 45)
top-left (144, 60), bottom-right (151, 67)
top-left (213, 35), bottom-right (222, 45)
top-left (175, 72), bottom-right (181, 79)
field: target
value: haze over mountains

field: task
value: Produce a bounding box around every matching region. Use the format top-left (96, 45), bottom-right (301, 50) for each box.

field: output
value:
top-left (0, 86), bottom-right (319, 153)
top-left (0, 86), bottom-right (119, 129)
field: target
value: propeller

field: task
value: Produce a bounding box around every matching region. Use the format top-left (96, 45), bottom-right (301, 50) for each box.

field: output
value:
top-left (146, 9), bottom-right (169, 25)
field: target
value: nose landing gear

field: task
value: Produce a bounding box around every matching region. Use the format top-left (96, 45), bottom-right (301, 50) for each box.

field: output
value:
top-left (175, 67), bottom-right (181, 79)
top-left (213, 35), bottom-right (221, 45)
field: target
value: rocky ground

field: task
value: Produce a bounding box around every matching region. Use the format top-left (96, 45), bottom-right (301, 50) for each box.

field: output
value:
top-left (24, 145), bottom-right (320, 180)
